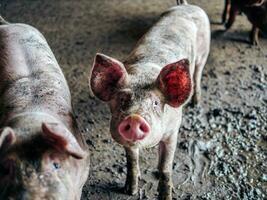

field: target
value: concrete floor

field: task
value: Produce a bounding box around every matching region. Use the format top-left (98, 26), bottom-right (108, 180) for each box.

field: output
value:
top-left (2, 0), bottom-right (267, 199)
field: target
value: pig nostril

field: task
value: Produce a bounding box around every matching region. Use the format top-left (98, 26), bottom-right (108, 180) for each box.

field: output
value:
top-left (140, 124), bottom-right (149, 133)
top-left (125, 124), bottom-right (131, 131)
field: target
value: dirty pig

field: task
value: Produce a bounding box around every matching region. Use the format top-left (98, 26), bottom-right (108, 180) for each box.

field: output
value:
top-left (0, 16), bottom-right (90, 200)
top-left (89, 0), bottom-right (210, 199)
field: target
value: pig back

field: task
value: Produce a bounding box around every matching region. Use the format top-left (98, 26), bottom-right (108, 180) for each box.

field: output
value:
top-left (0, 24), bottom-right (71, 126)
top-left (125, 4), bottom-right (210, 77)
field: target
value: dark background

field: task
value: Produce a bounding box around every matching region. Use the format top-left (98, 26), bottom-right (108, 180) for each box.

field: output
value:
top-left (1, 0), bottom-right (266, 199)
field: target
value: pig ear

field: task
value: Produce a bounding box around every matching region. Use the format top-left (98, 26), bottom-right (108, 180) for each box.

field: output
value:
top-left (251, 0), bottom-right (264, 5)
top-left (42, 123), bottom-right (87, 159)
top-left (0, 127), bottom-right (16, 150)
top-left (89, 53), bottom-right (128, 101)
top-left (156, 59), bottom-right (192, 107)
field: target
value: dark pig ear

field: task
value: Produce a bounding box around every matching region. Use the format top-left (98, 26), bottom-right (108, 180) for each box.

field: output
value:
top-left (251, 0), bottom-right (264, 5)
top-left (89, 53), bottom-right (128, 101)
top-left (42, 123), bottom-right (87, 159)
top-left (156, 59), bottom-right (192, 108)
top-left (0, 127), bottom-right (16, 150)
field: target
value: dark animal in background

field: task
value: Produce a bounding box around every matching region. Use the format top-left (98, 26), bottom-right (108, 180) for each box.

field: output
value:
top-left (0, 16), bottom-right (90, 200)
top-left (88, 0), bottom-right (210, 199)
top-left (222, 0), bottom-right (267, 45)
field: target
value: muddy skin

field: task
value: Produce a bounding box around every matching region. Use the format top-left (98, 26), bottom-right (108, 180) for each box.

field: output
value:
top-left (89, 2), bottom-right (210, 200)
top-left (2, 0), bottom-right (267, 199)
top-left (0, 18), bottom-right (89, 200)
top-left (124, 147), bottom-right (140, 195)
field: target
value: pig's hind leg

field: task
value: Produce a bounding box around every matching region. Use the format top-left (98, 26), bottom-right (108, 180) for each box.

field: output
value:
top-left (192, 19), bottom-right (210, 106)
top-left (157, 133), bottom-right (178, 200)
top-left (192, 54), bottom-right (208, 105)
top-left (250, 25), bottom-right (260, 45)
top-left (124, 147), bottom-right (140, 195)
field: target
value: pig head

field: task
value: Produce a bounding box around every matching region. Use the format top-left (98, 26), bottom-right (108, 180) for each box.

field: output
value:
top-left (89, 53), bottom-right (193, 199)
top-left (90, 53), bottom-right (192, 148)
top-left (0, 119), bottom-right (89, 200)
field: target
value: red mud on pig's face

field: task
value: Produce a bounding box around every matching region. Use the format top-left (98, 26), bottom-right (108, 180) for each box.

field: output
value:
top-left (0, 123), bottom-right (86, 200)
top-left (90, 54), bottom-right (191, 147)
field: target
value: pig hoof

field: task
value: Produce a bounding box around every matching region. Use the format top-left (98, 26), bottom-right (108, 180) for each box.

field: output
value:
top-left (152, 171), bottom-right (160, 179)
top-left (189, 95), bottom-right (200, 107)
top-left (224, 23), bottom-right (231, 30)
top-left (193, 96), bottom-right (200, 106)
top-left (157, 173), bottom-right (173, 200)
top-left (159, 193), bottom-right (172, 200)
top-left (124, 184), bottom-right (138, 195)
top-left (251, 39), bottom-right (259, 46)
top-left (158, 185), bottom-right (172, 200)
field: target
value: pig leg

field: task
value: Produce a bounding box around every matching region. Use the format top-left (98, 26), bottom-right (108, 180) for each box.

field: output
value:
top-left (250, 25), bottom-right (260, 45)
top-left (157, 133), bottom-right (177, 200)
top-left (222, 0), bottom-right (231, 24)
top-left (192, 56), bottom-right (207, 105)
top-left (225, 5), bottom-right (238, 29)
top-left (124, 147), bottom-right (140, 195)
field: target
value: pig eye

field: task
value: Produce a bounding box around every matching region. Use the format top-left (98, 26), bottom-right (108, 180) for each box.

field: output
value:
top-left (153, 100), bottom-right (159, 107)
top-left (53, 162), bottom-right (61, 170)
top-left (119, 94), bottom-right (131, 111)
top-left (152, 99), bottom-right (161, 115)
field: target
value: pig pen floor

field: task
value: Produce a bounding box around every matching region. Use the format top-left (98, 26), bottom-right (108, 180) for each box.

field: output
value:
top-left (2, 0), bottom-right (266, 199)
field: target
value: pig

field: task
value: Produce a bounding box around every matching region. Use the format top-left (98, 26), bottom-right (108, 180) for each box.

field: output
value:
top-left (222, 0), bottom-right (267, 45)
top-left (0, 16), bottom-right (90, 200)
top-left (88, 0), bottom-right (210, 199)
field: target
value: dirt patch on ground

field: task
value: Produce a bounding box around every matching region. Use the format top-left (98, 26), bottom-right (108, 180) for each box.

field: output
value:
top-left (2, 0), bottom-right (266, 199)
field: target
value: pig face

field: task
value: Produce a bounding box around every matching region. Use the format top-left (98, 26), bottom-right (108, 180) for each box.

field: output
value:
top-left (0, 123), bottom-right (86, 200)
top-left (89, 54), bottom-right (192, 147)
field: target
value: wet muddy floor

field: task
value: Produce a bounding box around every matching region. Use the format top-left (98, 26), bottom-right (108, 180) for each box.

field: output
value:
top-left (1, 0), bottom-right (267, 199)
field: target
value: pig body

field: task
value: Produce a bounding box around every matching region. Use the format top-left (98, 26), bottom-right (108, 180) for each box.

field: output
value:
top-left (111, 4), bottom-right (210, 147)
top-left (89, 1), bottom-right (210, 199)
top-left (222, 0), bottom-right (267, 45)
top-left (0, 18), bottom-right (89, 199)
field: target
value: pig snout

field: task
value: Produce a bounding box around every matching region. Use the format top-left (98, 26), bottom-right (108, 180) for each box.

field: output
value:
top-left (118, 114), bottom-right (150, 142)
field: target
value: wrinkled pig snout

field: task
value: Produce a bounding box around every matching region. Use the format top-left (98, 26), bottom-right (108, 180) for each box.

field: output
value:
top-left (118, 114), bottom-right (150, 142)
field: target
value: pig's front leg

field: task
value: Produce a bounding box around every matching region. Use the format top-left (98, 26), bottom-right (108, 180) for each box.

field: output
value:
top-left (225, 5), bottom-right (238, 29)
top-left (124, 147), bottom-right (140, 195)
top-left (250, 25), bottom-right (260, 45)
top-left (157, 133), bottom-right (177, 200)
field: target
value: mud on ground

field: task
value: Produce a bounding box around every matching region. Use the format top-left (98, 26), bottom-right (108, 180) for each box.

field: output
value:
top-left (1, 0), bottom-right (266, 199)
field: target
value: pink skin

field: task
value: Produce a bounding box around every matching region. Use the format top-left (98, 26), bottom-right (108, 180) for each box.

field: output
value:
top-left (89, 2), bottom-right (210, 199)
top-left (0, 19), bottom-right (90, 199)
top-left (118, 114), bottom-right (150, 142)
